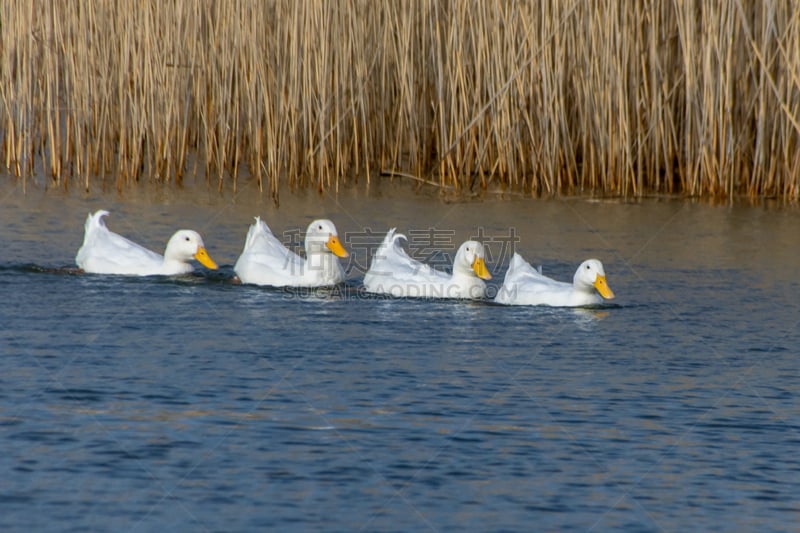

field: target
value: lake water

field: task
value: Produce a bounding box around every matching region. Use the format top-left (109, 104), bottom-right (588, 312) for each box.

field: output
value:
top-left (1, 178), bottom-right (799, 531)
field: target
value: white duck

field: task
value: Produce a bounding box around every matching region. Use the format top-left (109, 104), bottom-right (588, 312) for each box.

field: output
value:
top-left (75, 210), bottom-right (218, 276)
top-left (363, 228), bottom-right (492, 299)
top-left (494, 253), bottom-right (615, 307)
top-left (234, 217), bottom-right (348, 287)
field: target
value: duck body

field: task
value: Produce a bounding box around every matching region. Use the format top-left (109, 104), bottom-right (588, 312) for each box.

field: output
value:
top-left (494, 253), bottom-right (614, 307)
top-left (363, 229), bottom-right (491, 299)
top-left (75, 210), bottom-right (218, 276)
top-left (234, 217), bottom-right (348, 287)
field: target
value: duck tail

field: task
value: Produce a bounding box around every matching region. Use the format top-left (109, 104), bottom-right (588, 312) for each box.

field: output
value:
top-left (243, 219), bottom-right (260, 251)
top-left (507, 252), bottom-right (524, 275)
top-left (86, 209), bottom-right (110, 232)
top-left (79, 210), bottom-right (110, 251)
top-left (255, 216), bottom-right (275, 235)
top-left (243, 216), bottom-right (273, 251)
top-left (386, 228), bottom-right (407, 246)
top-left (371, 228), bottom-right (406, 265)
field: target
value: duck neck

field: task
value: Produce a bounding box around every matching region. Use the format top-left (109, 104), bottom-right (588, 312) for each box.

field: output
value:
top-left (452, 265), bottom-right (473, 280)
top-left (305, 251), bottom-right (341, 281)
top-left (161, 256), bottom-right (192, 275)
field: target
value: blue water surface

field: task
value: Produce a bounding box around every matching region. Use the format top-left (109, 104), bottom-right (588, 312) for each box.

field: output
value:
top-left (1, 183), bottom-right (799, 531)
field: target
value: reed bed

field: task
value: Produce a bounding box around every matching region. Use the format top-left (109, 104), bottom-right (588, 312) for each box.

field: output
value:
top-left (1, 0), bottom-right (799, 200)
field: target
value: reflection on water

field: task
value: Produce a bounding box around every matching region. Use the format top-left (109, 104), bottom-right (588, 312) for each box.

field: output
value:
top-left (0, 180), bottom-right (799, 531)
top-left (570, 308), bottom-right (610, 329)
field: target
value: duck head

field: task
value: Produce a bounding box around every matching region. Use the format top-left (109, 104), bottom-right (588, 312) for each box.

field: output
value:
top-left (304, 219), bottom-right (349, 258)
top-left (453, 240), bottom-right (492, 280)
top-left (164, 230), bottom-right (218, 270)
top-left (574, 259), bottom-right (614, 299)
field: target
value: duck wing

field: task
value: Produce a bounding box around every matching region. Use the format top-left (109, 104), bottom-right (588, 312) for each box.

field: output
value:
top-left (364, 228), bottom-right (450, 288)
top-left (76, 211), bottom-right (163, 274)
top-left (234, 217), bottom-right (307, 284)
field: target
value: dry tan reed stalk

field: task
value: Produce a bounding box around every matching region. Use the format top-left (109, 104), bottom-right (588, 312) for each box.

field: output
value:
top-left (1, 0), bottom-right (799, 201)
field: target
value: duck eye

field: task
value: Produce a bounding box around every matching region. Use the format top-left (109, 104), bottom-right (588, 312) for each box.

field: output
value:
top-left (185, 236), bottom-right (191, 242)
top-left (318, 225), bottom-right (323, 230)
